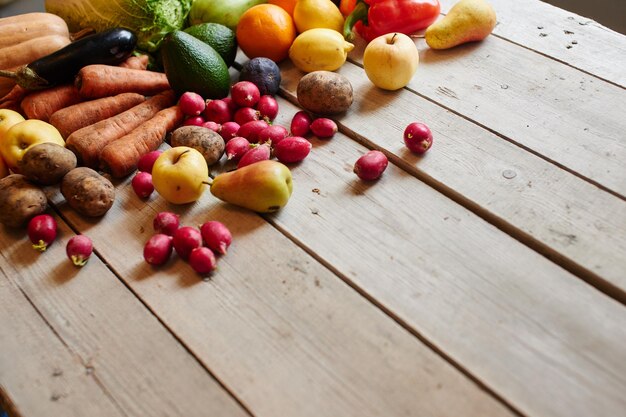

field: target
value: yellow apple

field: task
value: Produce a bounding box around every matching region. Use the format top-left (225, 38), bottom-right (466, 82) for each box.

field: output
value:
top-left (363, 32), bottom-right (419, 91)
top-left (152, 146), bottom-right (209, 204)
top-left (0, 109), bottom-right (25, 143)
top-left (0, 119), bottom-right (65, 173)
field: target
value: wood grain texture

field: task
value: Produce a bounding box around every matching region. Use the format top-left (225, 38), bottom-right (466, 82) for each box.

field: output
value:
top-left (0, 219), bottom-right (249, 417)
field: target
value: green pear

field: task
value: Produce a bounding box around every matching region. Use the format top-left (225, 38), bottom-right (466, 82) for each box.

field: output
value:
top-left (425, 0), bottom-right (497, 50)
top-left (210, 160), bottom-right (293, 213)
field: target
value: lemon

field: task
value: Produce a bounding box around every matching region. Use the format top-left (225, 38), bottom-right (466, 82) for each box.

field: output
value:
top-left (289, 28), bottom-right (354, 73)
top-left (293, 0), bottom-right (344, 33)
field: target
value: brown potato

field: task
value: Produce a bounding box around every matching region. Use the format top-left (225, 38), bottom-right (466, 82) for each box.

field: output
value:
top-left (0, 174), bottom-right (47, 228)
top-left (297, 71), bottom-right (353, 115)
top-left (18, 142), bottom-right (77, 185)
top-left (61, 167), bottom-right (115, 217)
top-left (170, 126), bottom-right (225, 166)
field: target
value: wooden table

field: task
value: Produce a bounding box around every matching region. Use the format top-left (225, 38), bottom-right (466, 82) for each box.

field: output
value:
top-left (1, 1), bottom-right (625, 416)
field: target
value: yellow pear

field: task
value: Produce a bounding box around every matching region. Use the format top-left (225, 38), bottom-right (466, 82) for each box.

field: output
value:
top-left (425, 0), bottom-right (497, 50)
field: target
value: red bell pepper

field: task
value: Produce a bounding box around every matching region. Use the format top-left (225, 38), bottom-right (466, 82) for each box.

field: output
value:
top-left (343, 0), bottom-right (441, 43)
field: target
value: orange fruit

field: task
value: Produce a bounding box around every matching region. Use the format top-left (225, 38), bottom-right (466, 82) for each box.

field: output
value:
top-left (268, 0), bottom-right (297, 16)
top-left (236, 4), bottom-right (296, 63)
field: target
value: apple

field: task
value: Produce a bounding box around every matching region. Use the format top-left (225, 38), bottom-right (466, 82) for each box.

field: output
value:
top-left (152, 146), bottom-right (209, 204)
top-left (362, 32), bottom-right (419, 91)
top-left (0, 119), bottom-right (65, 173)
top-left (0, 109), bottom-right (25, 142)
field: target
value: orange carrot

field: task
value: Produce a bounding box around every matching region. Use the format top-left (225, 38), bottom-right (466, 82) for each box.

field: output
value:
top-left (20, 84), bottom-right (82, 122)
top-left (100, 105), bottom-right (184, 178)
top-left (49, 92), bottom-right (146, 138)
top-left (118, 54), bottom-right (150, 70)
top-left (66, 90), bottom-right (176, 168)
top-left (0, 84), bottom-right (27, 105)
top-left (0, 99), bottom-right (22, 113)
top-left (75, 64), bottom-right (170, 99)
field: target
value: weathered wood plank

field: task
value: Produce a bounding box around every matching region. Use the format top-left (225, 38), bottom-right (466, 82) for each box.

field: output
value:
top-left (439, 0), bottom-right (626, 86)
top-left (280, 60), bottom-right (626, 301)
top-left (46, 162), bottom-right (517, 416)
top-left (0, 218), bottom-right (250, 417)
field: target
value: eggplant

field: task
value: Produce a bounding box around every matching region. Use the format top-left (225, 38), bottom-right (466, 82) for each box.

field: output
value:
top-left (0, 28), bottom-right (137, 90)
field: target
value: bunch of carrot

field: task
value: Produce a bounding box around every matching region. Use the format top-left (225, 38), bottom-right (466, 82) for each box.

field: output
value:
top-left (0, 54), bottom-right (185, 178)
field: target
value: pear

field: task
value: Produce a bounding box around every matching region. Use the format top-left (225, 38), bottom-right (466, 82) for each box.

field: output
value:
top-left (210, 160), bottom-right (293, 213)
top-left (425, 0), bottom-right (497, 50)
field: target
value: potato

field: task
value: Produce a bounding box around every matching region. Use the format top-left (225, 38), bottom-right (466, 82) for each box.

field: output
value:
top-left (297, 71), bottom-right (353, 115)
top-left (61, 167), bottom-right (115, 217)
top-left (18, 142), bottom-right (77, 185)
top-left (170, 126), bottom-right (225, 166)
top-left (0, 174), bottom-right (47, 228)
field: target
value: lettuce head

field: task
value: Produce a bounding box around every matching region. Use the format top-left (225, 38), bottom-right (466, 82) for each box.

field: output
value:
top-left (45, 0), bottom-right (193, 52)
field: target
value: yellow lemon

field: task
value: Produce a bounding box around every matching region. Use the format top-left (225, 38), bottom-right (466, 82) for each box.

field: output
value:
top-left (289, 28), bottom-right (354, 73)
top-left (293, 0), bottom-right (344, 33)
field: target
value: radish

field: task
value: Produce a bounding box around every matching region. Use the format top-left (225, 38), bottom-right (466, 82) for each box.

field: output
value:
top-left (183, 116), bottom-right (205, 126)
top-left (225, 136), bottom-right (251, 162)
top-left (237, 143), bottom-right (271, 168)
top-left (153, 211), bottom-right (180, 236)
top-left (27, 214), bottom-right (57, 252)
top-left (137, 150), bottom-right (163, 173)
top-left (231, 81), bottom-right (261, 108)
top-left (172, 226), bottom-right (202, 260)
top-left (290, 111), bottom-right (312, 136)
top-left (258, 125), bottom-right (288, 146)
top-left (202, 121), bottom-right (221, 132)
top-left (310, 118), bottom-right (338, 138)
top-left (354, 150), bottom-right (388, 180)
top-left (66, 235), bottom-right (93, 267)
top-left (238, 120), bottom-right (269, 143)
top-left (178, 92), bottom-right (206, 116)
top-left (200, 221), bottom-right (232, 255)
top-left (131, 172), bottom-right (154, 198)
top-left (220, 121), bottom-right (240, 142)
top-left (223, 97), bottom-right (238, 113)
top-left (256, 95), bottom-right (279, 122)
top-left (403, 122), bottom-right (433, 154)
top-left (234, 107), bottom-right (260, 125)
top-left (143, 234), bottom-right (173, 266)
top-left (204, 99), bottom-right (232, 124)
top-left (274, 136), bottom-right (312, 163)
top-left (188, 247), bottom-right (217, 276)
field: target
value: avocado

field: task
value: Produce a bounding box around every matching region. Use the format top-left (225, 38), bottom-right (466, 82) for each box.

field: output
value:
top-left (239, 57), bottom-right (282, 96)
top-left (160, 31), bottom-right (230, 99)
top-left (184, 23), bottom-right (238, 68)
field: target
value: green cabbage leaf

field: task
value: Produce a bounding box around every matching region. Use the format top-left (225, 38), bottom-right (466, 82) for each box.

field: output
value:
top-left (45, 0), bottom-right (193, 52)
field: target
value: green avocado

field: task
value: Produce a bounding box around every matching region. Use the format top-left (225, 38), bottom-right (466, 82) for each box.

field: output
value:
top-left (184, 23), bottom-right (238, 68)
top-left (160, 30), bottom-right (231, 99)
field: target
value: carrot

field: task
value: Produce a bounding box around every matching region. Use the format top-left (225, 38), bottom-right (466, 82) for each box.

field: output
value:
top-left (20, 84), bottom-right (82, 122)
top-left (65, 90), bottom-right (175, 168)
top-left (0, 84), bottom-right (27, 105)
top-left (0, 99), bottom-right (22, 113)
top-left (75, 64), bottom-right (170, 99)
top-left (100, 105), bottom-right (184, 178)
top-left (49, 92), bottom-right (146, 138)
top-left (118, 54), bottom-right (149, 70)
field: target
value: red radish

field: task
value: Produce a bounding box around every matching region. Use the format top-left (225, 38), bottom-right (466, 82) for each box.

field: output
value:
top-left (237, 143), bottom-right (271, 168)
top-left (223, 97), bottom-right (238, 113)
top-left (200, 221), bottom-right (232, 255)
top-left (258, 125), bottom-right (288, 146)
top-left (27, 214), bottom-right (57, 252)
top-left (220, 121), bottom-right (240, 142)
top-left (66, 235), bottom-right (93, 267)
top-left (237, 120), bottom-right (269, 143)
top-left (172, 226), bottom-right (202, 260)
top-left (188, 247), bottom-right (217, 276)
top-left (231, 81), bottom-right (260, 108)
top-left (233, 107), bottom-right (260, 125)
top-left (153, 211), bottom-right (180, 236)
top-left (137, 150), bottom-right (163, 173)
top-left (274, 136), bottom-right (312, 163)
top-left (225, 136), bottom-right (250, 161)
top-left (178, 92), bottom-right (206, 116)
top-left (204, 99), bottom-right (232, 124)
top-left (202, 121), bottom-right (221, 132)
top-left (256, 95), bottom-right (279, 121)
top-left (403, 122), bottom-right (433, 154)
top-left (290, 111), bottom-right (312, 136)
top-left (131, 172), bottom-right (154, 198)
top-left (310, 118), bottom-right (338, 138)
top-left (183, 116), bottom-right (205, 126)
top-left (143, 234), bottom-right (173, 265)
top-left (354, 150), bottom-right (388, 180)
